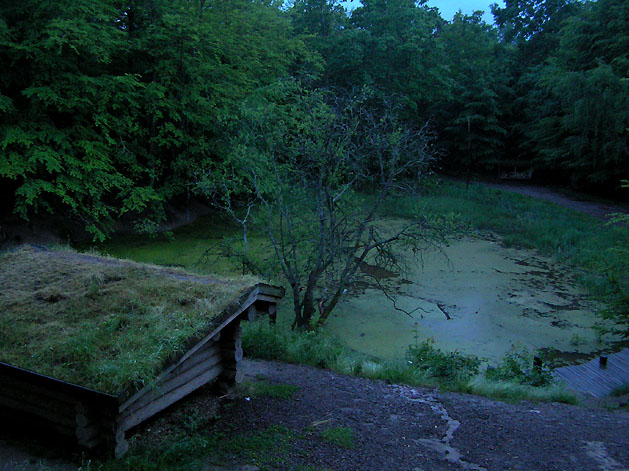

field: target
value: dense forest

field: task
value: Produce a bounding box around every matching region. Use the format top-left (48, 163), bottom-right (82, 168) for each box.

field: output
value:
top-left (1, 0), bottom-right (627, 241)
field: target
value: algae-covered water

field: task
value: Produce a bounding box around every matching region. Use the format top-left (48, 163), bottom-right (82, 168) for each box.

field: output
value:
top-left (93, 214), bottom-right (618, 364)
top-left (326, 237), bottom-right (615, 362)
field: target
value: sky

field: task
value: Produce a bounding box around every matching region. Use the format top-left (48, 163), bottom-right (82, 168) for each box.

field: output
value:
top-left (341, 1), bottom-right (506, 24)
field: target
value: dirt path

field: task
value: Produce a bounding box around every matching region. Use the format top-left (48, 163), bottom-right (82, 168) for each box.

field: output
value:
top-left (2, 359), bottom-right (628, 470)
top-left (482, 181), bottom-right (627, 221)
top-left (228, 360), bottom-right (629, 471)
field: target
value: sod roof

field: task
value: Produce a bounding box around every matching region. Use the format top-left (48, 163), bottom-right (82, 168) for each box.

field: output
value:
top-left (0, 246), bottom-right (263, 395)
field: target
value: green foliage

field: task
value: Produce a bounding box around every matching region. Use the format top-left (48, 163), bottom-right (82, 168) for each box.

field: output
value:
top-left (0, 0), bottom-right (314, 240)
top-left (2, 0), bottom-right (626, 237)
top-left (485, 346), bottom-right (553, 387)
top-left (494, 0), bottom-right (628, 189)
top-left (406, 339), bottom-right (481, 384)
top-left (349, 0), bottom-right (449, 112)
top-left (436, 12), bottom-right (510, 172)
top-left (241, 319), bottom-right (576, 404)
top-left (100, 425), bottom-right (297, 471)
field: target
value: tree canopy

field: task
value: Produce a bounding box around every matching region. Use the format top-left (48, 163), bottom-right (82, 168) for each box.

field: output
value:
top-left (1, 0), bottom-right (627, 241)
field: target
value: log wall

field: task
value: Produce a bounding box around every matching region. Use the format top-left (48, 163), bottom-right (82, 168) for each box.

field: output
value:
top-left (0, 284), bottom-right (284, 458)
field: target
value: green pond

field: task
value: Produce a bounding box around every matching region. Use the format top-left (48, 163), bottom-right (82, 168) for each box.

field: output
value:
top-left (328, 237), bottom-right (616, 362)
top-left (92, 215), bottom-right (618, 364)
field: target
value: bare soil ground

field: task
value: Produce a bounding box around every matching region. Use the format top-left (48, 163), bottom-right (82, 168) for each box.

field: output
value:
top-left (2, 359), bottom-right (628, 471)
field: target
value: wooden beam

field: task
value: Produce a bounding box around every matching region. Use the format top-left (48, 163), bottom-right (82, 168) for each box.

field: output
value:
top-left (0, 362), bottom-right (118, 406)
top-left (122, 352), bottom-right (221, 419)
top-left (0, 395), bottom-right (75, 429)
top-left (119, 338), bottom-right (221, 413)
top-left (119, 364), bottom-right (222, 432)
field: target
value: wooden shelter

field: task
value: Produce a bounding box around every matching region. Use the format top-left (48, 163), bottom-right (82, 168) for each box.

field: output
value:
top-left (497, 160), bottom-right (534, 180)
top-left (0, 246), bottom-right (283, 457)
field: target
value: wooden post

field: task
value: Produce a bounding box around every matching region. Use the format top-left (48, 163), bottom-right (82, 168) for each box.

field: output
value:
top-left (247, 304), bottom-right (257, 322)
top-left (533, 356), bottom-right (542, 374)
top-left (217, 321), bottom-right (244, 392)
top-left (268, 304), bottom-right (277, 325)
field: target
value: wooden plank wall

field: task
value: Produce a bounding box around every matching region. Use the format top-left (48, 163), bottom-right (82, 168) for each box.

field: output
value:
top-left (0, 364), bottom-right (119, 452)
top-left (115, 335), bottom-right (224, 455)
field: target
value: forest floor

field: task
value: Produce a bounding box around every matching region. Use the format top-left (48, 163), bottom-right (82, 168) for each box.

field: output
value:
top-left (2, 359), bottom-right (629, 471)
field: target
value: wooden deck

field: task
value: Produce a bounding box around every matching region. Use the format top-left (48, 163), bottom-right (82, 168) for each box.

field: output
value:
top-left (552, 349), bottom-right (629, 398)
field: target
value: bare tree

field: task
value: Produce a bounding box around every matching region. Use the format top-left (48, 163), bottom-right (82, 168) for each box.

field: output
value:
top-left (200, 85), bottom-right (442, 330)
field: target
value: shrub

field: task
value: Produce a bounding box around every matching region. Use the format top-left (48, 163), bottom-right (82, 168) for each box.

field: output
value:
top-left (406, 339), bottom-right (480, 383)
top-left (485, 347), bottom-right (553, 387)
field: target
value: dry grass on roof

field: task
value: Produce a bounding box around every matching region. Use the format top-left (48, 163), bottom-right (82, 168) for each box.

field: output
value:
top-left (0, 245), bottom-right (260, 395)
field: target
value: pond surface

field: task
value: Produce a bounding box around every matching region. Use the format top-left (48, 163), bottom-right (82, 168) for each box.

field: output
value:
top-left (326, 237), bottom-right (616, 362)
top-left (92, 215), bottom-right (619, 364)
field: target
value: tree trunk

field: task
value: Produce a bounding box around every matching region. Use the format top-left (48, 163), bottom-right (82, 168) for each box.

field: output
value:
top-left (293, 284), bottom-right (316, 331)
top-left (316, 284), bottom-right (344, 328)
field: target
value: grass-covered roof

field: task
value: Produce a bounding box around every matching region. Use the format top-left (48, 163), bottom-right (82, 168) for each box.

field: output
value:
top-left (0, 246), bottom-right (261, 395)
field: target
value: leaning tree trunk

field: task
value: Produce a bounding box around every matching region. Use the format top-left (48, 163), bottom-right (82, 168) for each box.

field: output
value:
top-left (292, 284), bottom-right (317, 331)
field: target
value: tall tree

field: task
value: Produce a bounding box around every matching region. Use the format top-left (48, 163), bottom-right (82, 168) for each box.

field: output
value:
top-left (0, 0), bottom-right (146, 240)
top-left (348, 0), bottom-right (450, 116)
top-left (436, 12), bottom-right (510, 174)
top-left (526, 0), bottom-right (629, 187)
top-left (200, 84), bottom-right (440, 330)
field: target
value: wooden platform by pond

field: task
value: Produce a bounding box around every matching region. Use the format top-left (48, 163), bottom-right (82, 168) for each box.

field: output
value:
top-left (0, 246), bottom-right (284, 457)
top-left (552, 349), bottom-right (629, 398)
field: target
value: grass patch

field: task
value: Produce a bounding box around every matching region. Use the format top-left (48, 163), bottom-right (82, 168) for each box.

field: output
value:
top-left (238, 380), bottom-right (300, 400)
top-left (319, 426), bottom-right (355, 449)
top-left (461, 376), bottom-right (578, 404)
top-left (98, 424), bottom-right (299, 471)
top-left (0, 246), bottom-right (259, 394)
top-left (611, 384), bottom-right (629, 397)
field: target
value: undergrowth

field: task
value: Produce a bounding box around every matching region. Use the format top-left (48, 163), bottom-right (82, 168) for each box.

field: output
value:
top-left (242, 320), bottom-right (577, 404)
top-left (99, 424), bottom-right (299, 471)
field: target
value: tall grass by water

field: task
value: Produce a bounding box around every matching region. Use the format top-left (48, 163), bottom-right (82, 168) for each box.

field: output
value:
top-left (242, 319), bottom-right (577, 404)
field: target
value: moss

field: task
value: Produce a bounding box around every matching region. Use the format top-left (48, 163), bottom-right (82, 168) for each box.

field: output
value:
top-left (0, 246), bottom-right (260, 394)
top-left (319, 426), bottom-right (355, 449)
